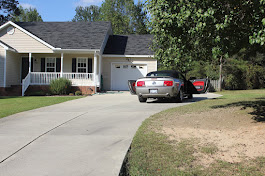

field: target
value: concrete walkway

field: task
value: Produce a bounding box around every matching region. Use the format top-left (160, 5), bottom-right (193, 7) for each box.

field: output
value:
top-left (0, 92), bottom-right (221, 176)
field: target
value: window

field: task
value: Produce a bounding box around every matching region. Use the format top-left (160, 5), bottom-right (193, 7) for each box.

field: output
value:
top-left (131, 65), bottom-right (137, 69)
top-left (46, 57), bottom-right (56, 72)
top-left (123, 65), bottom-right (128, 69)
top-left (77, 58), bottom-right (87, 73)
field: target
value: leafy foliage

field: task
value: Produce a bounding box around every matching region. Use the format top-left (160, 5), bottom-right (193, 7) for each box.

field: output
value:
top-left (100, 0), bottom-right (135, 34)
top-left (50, 78), bottom-right (72, 95)
top-left (147, 0), bottom-right (265, 73)
top-left (72, 5), bottom-right (100, 22)
top-left (72, 0), bottom-right (149, 34)
top-left (11, 6), bottom-right (43, 22)
top-left (0, 0), bottom-right (20, 23)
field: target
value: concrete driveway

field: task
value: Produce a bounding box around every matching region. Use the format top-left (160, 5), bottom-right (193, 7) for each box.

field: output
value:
top-left (0, 92), bottom-right (221, 176)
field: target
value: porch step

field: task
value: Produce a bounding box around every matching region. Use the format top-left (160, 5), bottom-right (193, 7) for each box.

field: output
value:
top-left (0, 86), bottom-right (22, 96)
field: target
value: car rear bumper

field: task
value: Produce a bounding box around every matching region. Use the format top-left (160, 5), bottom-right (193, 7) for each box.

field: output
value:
top-left (136, 87), bottom-right (178, 98)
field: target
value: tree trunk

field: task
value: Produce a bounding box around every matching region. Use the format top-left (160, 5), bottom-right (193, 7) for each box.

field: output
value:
top-left (219, 56), bottom-right (223, 91)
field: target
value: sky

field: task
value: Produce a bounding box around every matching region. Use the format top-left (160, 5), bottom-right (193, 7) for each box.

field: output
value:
top-left (17, 0), bottom-right (105, 22)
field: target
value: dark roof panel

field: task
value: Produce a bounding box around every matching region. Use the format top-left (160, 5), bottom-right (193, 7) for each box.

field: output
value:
top-left (103, 35), bottom-right (154, 55)
top-left (15, 21), bottom-right (111, 49)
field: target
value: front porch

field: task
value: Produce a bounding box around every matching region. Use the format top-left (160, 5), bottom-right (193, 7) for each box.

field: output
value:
top-left (8, 52), bottom-right (102, 96)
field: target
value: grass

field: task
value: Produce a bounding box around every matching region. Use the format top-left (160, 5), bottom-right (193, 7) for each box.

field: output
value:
top-left (0, 96), bottom-right (82, 119)
top-left (125, 89), bottom-right (265, 176)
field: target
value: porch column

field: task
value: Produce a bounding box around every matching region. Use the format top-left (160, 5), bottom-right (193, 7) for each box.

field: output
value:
top-left (29, 53), bottom-right (32, 73)
top-left (60, 53), bottom-right (64, 78)
top-left (3, 50), bottom-right (6, 87)
top-left (98, 54), bottom-right (102, 89)
top-left (94, 52), bottom-right (97, 93)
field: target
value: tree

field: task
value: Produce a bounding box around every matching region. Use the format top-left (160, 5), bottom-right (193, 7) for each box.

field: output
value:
top-left (100, 0), bottom-right (135, 34)
top-left (72, 5), bottom-right (100, 22)
top-left (100, 0), bottom-right (149, 34)
top-left (146, 0), bottom-right (265, 83)
top-left (131, 1), bottom-right (149, 34)
top-left (11, 6), bottom-right (43, 22)
top-left (0, 0), bottom-right (20, 24)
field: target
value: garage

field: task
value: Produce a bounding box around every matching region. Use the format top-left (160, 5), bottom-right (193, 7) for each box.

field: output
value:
top-left (111, 63), bottom-right (147, 90)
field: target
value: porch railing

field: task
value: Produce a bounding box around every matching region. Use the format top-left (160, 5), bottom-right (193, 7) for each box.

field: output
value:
top-left (31, 72), bottom-right (61, 85)
top-left (22, 73), bottom-right (30, 96)
top-left (30, 72), bottom-right (95, 85)
top-left (62, 73), bottom-right (94, 81)
top-left (22, 72), bottom-right (95, 96)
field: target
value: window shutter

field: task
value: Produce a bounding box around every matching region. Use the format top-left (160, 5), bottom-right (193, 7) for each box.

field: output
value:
top-left (72, 58), bottom-right (76, 72)
top-left (56, 58), bottom-right (61, 72)
top-left (31, 58), bottom-right (34, 72)
top-left (41, 58), bottom-right (45, 72)
top-left (88, 58), bottom-right (92, 73)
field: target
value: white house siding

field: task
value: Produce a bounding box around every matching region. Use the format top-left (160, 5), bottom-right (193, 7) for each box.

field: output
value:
top-left (102, 57), bottom-right (157, 90)
top-left (6, 51), bottom-right (21, 86)
top-left (0, 47), bottom-right (5, 87)
top-left (0, 25), bottom-right (53, 53)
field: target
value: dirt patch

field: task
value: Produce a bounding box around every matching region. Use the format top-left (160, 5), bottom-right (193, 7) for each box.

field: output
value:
top-left (162, 107), bottom-right (265, 166)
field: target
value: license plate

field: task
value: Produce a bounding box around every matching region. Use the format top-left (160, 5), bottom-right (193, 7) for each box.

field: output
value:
top-left (150, 89), bottom-right (158, 94)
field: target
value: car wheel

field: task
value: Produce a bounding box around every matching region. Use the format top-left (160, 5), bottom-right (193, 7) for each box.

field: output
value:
top-left (138, 96), bottom-right (147, 103)
top-left (188, 94), bottom-right (193, 99)
top-left (175, 89), bottom-right (184, 103)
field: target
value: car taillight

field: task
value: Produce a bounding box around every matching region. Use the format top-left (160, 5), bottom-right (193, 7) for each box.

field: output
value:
top-left (164, 81), bottom-right (173, 86)
top-left (137, 81), bottom-right (145, 87)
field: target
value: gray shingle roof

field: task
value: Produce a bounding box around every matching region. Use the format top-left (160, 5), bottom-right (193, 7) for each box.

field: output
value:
top-left (103, 35), bottom-right (154, 55)
top-left (15, 21), bottom-right (111, 49)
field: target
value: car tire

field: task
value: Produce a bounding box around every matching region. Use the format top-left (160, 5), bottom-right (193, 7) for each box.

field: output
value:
top-left (175, 89), bottom-right (184, 103)
top-left (188, 93), bottom-right (193, 99)
top-left (138, 96), bottom-right (147, 103)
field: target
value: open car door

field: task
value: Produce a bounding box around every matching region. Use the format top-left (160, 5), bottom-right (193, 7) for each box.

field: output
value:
top-left (189, 78), bottom-right (209, 93)
top-left (186, 80), bottom-right (199, 94)
top-left (128, 80), bottom-right (137, 95)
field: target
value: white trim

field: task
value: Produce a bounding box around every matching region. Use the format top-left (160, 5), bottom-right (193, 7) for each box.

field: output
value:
top-left (98, 54), bottom-right (102, 89)
top-left (103, 55), bottom-right (154, 58)
top-left (29, 53), bottom-right (32, 73)
top-left (110, 62), bottom-right (148, 91)
top-left (0, 42), bottom-right (8, 50)
top-left (94, 52), bottom-right (97, 92)
top-left (60, 53), bottom-right (63, 77)
top-left (0, 42), bottom-right (16, 52)
top-left (0, 21), bottom-right (55, 50)
top-left (45, 57), bottom-right (56, 72)
top-left (53, 49), bottom-right (100, 53)
top-left (76, 57), bottom-right (88, 73)
top-left (3, 50), bottom-right (6, 87)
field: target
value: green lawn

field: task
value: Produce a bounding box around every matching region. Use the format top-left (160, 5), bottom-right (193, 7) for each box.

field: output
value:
top-left (125, 89), bottom-right (265, 176)
top-left (0, 96), bottom-right (82, 119)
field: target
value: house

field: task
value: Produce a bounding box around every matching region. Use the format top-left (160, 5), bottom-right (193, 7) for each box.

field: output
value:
top-left (0, 21), bottom-right (156, 96)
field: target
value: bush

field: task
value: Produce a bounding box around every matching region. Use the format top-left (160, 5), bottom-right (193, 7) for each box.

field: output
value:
top-left (75, 91), bottom-right (82, 96)
top-left (50, 78), bottom-right (72, 95)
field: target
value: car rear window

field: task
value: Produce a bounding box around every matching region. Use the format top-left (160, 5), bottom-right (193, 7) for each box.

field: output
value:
top-left (147, 72), bottom-right (179, 78)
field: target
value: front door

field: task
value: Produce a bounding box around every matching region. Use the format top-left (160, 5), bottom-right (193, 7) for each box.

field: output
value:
top-left (21, 57), bottom-right (33, 82)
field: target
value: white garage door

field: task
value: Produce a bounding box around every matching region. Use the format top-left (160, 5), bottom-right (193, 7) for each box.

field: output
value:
top-left (111, 63), bottom-right (147, 90)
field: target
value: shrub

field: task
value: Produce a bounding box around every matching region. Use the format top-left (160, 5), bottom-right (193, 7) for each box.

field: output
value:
top-left (69, 93), bottom-right (74, 96)
top-left (75, 91), bottom-right (82, 96)
top-left (50, 78), bottom-right (71, 95)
